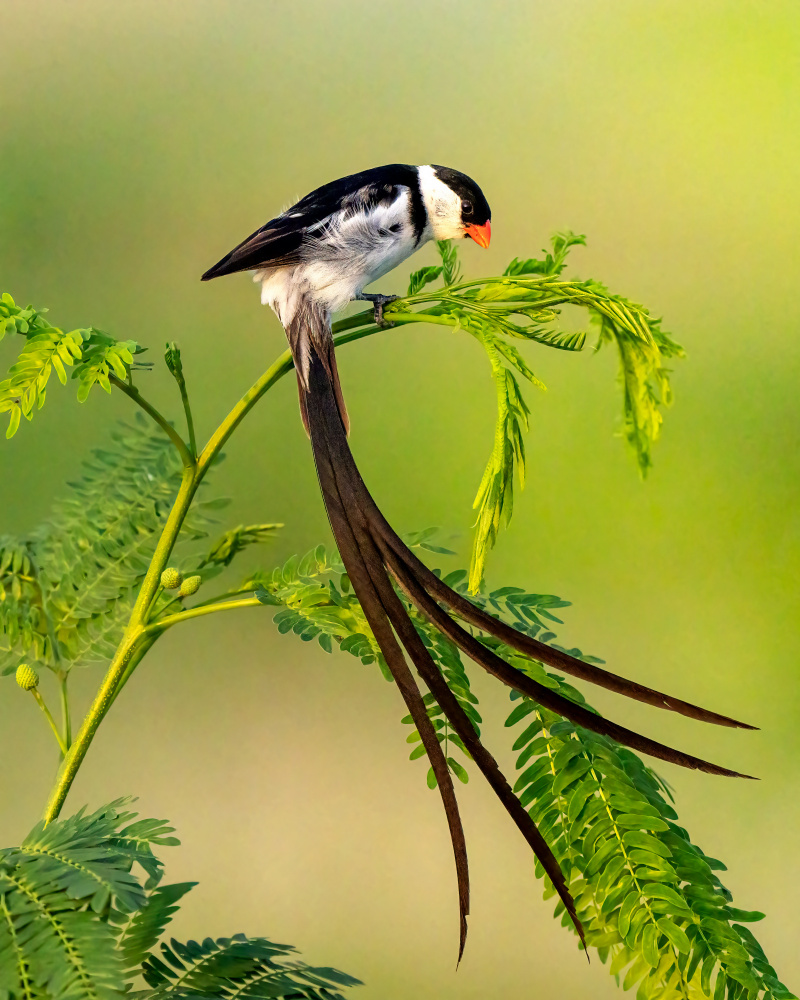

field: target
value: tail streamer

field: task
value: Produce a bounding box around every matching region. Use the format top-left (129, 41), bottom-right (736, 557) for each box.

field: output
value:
top-left (289, 304), bottom-right (754, 959)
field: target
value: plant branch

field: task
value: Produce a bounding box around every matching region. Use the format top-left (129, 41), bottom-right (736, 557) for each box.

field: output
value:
top-left (41, 313), bottom-right (424, 822)
top-left (109, 373), bottom-right (195, 468)
top-left (178, 378), bottom-right (196, 458)
top-left (105, 633), bottom-right (158, 712)
top-left (145, 597), bottom-right (262, 634)
top-left (165, 341), bottom-right (197, 457)
top-left (31, 689), bottom-right (68, 756)
top-left (42, 463), bottom-right (198, 823)
top-left (57, 672), bottom-right (71, 751)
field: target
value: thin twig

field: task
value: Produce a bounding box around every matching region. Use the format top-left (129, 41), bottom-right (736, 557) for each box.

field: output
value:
top-left (109, 373), bottom-right (195, 468)
top-left (31, 689), bottom-right (68, 756)
top-left (145, 597), bottom-right (262, 634)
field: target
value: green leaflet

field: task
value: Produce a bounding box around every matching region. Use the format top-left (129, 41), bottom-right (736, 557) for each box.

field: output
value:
top-left (468, 338), bottom-right (534, 593)
top-left (0, 293), bottom-right (146, 437)
top-left (587, 280), bottom-right (684, 477)
top-left (503, 653), bottom-right (793, 999)
top-left (250, 545), bottom-right (388, 671)
top-left (18, 416), bottom-right (219, 671)
top-left (0, 801), bottom-right (176, 1000)
top-left (0, 802), bottom-right (361, 1000)
top-left (407, 265), bottom-right (443, 295)
top-left (201, 522), bottom-right (283, 569)
top-left (382, 235), bottom-right (682, 592)
top-left (436, 239), bottom-right (461, 286)
top-left (115, 882), bottom-right (197, 974)
top-left (0, 537), bottom-right (52, 674)
top-left (139, 933), bottom-right (362, 998)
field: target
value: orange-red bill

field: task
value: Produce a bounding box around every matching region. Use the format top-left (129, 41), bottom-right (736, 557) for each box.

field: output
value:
top-left (465, 220), bottom-right (491, 248)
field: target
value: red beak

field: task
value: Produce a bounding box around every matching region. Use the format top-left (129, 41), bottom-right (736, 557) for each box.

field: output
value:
top-left (465, 220), bottom-right (491, 248)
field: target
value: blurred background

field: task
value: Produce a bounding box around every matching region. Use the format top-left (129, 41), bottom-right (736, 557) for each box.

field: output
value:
top-left (1, 1), bottom-right (799, 996)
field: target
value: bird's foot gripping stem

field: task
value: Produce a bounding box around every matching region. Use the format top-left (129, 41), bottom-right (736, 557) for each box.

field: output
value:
top-left (354, 292), bottom-right (399, 327)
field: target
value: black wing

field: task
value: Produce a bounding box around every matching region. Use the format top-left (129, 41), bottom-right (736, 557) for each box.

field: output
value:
top-left (201, 163), bottom-right (421, 281)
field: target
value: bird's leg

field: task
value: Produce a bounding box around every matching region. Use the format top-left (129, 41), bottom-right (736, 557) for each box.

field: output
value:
top-left (354, 292), bottom-right (399, 327)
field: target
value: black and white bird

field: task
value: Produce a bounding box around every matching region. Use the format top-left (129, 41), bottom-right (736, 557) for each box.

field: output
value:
top-left (203, 163), bottom-right (491, 433)
top-left (202, 164), bottom-right (753, 960)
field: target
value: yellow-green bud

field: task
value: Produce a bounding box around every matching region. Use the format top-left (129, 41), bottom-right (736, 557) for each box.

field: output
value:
top-left (16, 663), bottom-right (39, 691)
top-left (160, 567), bottom-right (183, 590)
top-left (179, 574), bottom-right (201, 597)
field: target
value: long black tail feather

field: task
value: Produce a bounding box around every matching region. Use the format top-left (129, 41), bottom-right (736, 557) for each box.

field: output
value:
top-left (382, 534), bottom-right (755, 730)
top-left (384, 553), bottom-right (753, 779)
top-left (303, 353), bottom-right (754, 776)
top-left (289, 309), bottom-right (755, 960)
top-left (306, 353), bottom-right (471, 961)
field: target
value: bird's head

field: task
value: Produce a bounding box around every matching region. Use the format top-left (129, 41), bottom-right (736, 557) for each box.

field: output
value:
top-left (418, 164), bottom-right (492, 248)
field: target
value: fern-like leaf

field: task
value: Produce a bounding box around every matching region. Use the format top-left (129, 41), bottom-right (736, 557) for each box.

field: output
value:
top-left (0, 293), bottom-right (146, 436)
top-left (0, 537), bottom-right (53, 674)
top-left (436, 239), bottom-right (461, 286)
top-left (29, 416), bottom-right (219, 670)
top-left (378, 231), bottom-right (682, 586)
top-left (0, 800), bottom-right (178, 1000)
top-left (139, 933), bottom-right (362, 998)
top-left (118, 882), bottom-right (196, 975)
top-left (201, 524), bottom-right (283, 570)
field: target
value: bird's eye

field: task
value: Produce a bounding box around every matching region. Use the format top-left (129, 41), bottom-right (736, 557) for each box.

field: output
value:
top-left (461, 200), bottom-right (474, 216)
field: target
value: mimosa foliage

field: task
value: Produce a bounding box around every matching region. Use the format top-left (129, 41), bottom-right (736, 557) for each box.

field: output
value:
top-left (0, 292), bottom-right (144, 438)
top-left (397, 235), bottom-right (683, 591)
top-left (0, 802), bottom-right (361, 1000)
top-left (1, 417), bottom-right (222, 676)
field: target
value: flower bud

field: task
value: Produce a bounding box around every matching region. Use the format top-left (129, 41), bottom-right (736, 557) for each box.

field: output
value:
top-left (16, 663), bottom-right (39, 691)
top-left (160, 567), bottom-right (183, 590)
top-left (179, 574), bottom-right (201, 597)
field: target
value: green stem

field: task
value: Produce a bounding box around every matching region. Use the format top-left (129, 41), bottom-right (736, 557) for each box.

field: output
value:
top-left (42, 463), bottom-right (197, 823)
top-left (57, 672), bottom-right (71, 751)
top-left (178, 380), bottom-right (197, 458)
top-left (109, 373), bottom-right (194, 468)
top-left (42, 315), bottom-right (397, 823)
top-left (105, 634), bottom-right (158, 712)
top-left (31, 689), bottom-right (68, 756)
top-left (188, 586), bottom-right (254, 608)
top-left (145, 596), bottom-right (262, 634)
top-left (331, 308), bottom-right (376, 333)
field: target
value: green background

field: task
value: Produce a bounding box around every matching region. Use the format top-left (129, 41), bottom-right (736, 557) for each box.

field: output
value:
top-left (1, 2), bottom-right (798, 996)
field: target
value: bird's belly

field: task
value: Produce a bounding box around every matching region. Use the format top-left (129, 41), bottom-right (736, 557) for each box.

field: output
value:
top-left (303, 232), bottom-right (418, 312)
top-left (257, 233), bottom-right (419, 320)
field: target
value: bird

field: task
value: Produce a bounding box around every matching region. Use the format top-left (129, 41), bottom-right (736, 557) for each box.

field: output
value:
top-left (202, 163), bottom-right (754, 961)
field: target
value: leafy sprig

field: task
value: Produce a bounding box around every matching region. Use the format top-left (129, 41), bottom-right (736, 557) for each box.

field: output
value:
top-left (0, 292), bottom-right (146, 438)
top-left (1, 416), bottom-right (222, 678)
top-left (0, 802), bottom-right (362, 1000)
top-left (382, 233), bottom-right (681, 590)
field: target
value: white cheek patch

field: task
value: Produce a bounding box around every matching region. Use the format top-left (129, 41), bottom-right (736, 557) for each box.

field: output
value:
top-left (417, 165), bottom-right (464, 241)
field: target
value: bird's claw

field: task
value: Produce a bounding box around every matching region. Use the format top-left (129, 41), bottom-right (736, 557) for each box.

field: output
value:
top-left (373, 295), bottom-right (398, 327)
top-left (356, 293), bottom-right (399, 328)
